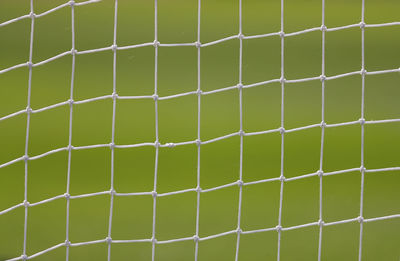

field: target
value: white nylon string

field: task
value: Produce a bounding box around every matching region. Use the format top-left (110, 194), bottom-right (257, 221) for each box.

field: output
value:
top-left (0, 1), bottom-right (399, 261)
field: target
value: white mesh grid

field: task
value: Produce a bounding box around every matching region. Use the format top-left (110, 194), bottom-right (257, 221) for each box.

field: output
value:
top-left (0, 0), bottom-right (399, 260)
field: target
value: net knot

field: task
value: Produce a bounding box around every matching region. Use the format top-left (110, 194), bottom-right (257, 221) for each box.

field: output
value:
top-left (29, 12), bottom-right (36, 19)
top-left (68, 99), bottom-right (74, 106)
top-left (111, 44), bottom-right (118, 52)
top-left (279, 127), bottom-right (285, 134)
top-left (166, 142), bottom-right (176, 148)
top-left (318, 219), bottom-right (325, 227)
top-left (109, 142), bottom-right (115, 149)
top-left (21, 254), bottom-right (28, 261)
top-left (317, 170), bottom-right (324, 177)
top-left (319, 74), bottom-right (326, 82)
top-left (64, 193), bottom-right (70, 200)
top-left (359, 118), bottom-right (366, 125)
top-left (65, 240), bottom-right (71, 247)
top-left (23, 200), bottom-right (30, 208)
top-left (279, 31), bottom-right (285, 38)
top-left (67, 145), bottom-right (74, 151)
top-left (26, 106), bottom-right (33, 114)
top-left (236, 83), bottom-right (243, 90)
top-left (23, 155), bottom-right (29, 162)
top-left (110, 188), bottom-right (116, 195)
top-left (69, 0), bottom-right (75, 6)
top-left (151, 191), bottom-right (158, 198)
top-left (237, 179), bottom-right (244, 187)
top-left (236, 228), bottom-right (243, 234)
top-left (320, 25), bottom-right (327, 32)
top-left (359, 22), bottom-right (366, 29)
top-left (238, 33), bottom-right (244, 40)
top-left (238, 130), bottom-right (245, 136)
top-left (152, 94), bottom-right (159, 101)
top-left (360, 166), bottom-right (366, 173)
top-left (196, 89), bottom-right (203, 96)
top-left (193, 235), bottom-right (200, 242)
top-left (106, 236), bottom-right (112, 244)
top-left (320, 121), bottom-right (326, 128)
top-left (195, 186), bottom-right (202, 193)
top-left (154, 141), bottom-right (160, 148)
top-left (151, 237), bottom-right (158, 244)
top-left (153, 40), bottom-right (160, 47)
top-left (195, 41), bottom-right (202, 48)
top-left (357, 216), bottom-right (364, 223)
top-left (279, 77), bottom-right (286, 84)
top-left (26, 61), bottom-right (33, 68)
top-left (360, 69), bottom-right (367, 76)
top-left (195, 139), bottom-right (202, 147)
top-left (275, 225), bottom-right (282, 232)
top-left (71, 48), bottom-right (78, 55)
top-left (279, 175), bottom-right (286, 182)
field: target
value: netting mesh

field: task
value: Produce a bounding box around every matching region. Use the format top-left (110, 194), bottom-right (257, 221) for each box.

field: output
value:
top-left (0, 0), bottom-right (399, 260)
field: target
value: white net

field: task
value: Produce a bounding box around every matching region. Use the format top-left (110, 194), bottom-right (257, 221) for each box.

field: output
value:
top-left (0, 0), bottom-right (399, 260)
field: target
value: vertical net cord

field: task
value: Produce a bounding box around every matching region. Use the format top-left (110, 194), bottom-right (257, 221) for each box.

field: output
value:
top-left (194, 0), bottom-right (202, 259)
top-left (22, 0), bottom-right (35, 259)
top-left (151, 0), bottom-right (159, 259)
top-left (65, 1), bottom-right (76, 260)
top-left (317, 0), bottom-right (326, 260)
top-left (358, 0), bottom-right (366, 260)
top-left (277, 0), bottom-right (285, 259)
top-left (234, 0), bottom-right (244, 260)
top-left (107, 0), bottom-right (119, 260)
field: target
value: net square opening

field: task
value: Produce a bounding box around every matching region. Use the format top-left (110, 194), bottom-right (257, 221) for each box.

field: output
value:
top-left (201, 89), bottom-right (239, 140)
top-left (285, 31), bottom-right (322, 80)
top-left (158, 46), bottom-right (197, 97)
top-left (116, 46), bottom-right (154, 97)
top-left (199, 186), bottom-right (238, 237)
top-left (74, 0), bottom-right (115, 50)
top-left (158, 94), bottom-right (197, 143)
top-left (26, 199), bottom-right (65, 257)
top-left (69, 193), bottom-right (109, 243)
top-left (158, 0), bottom-right (197, 43)
top-left (325, 28), bottom-right (361, 76)
top-left (111, 195), bottom-right (153, 240)
top-left (72, 99), bottom-right (113, 146)
top-left (69, 147), bottom-right (110, 195)
top-left (323, 171), bottom-right (360, 222)
top-left (28, 151), bottom-right (68, 203)
top-left (243, 133), bottom-right (281, 182)
top-left (28, 104), bottom-right (69, 156)
top-left (201, 40), bottom-right (239, 92)
top-left (32, 6), bottom-right (71, 62)
top-left (114, 146), bottom-right (155, 193)
top-left (156, 192), bottom-right (196, 241)
top-left (200, 136), bottom-right (239, 188)
top-left (241, 181), bottom-right (280, 231)
top-left (74, 51), bottom-right (113, 100)
top-left (242, 36), bottom-right (281, 85)
top-left (115, 98), bottom-right (155, 145)
top-left (282, 177), bottom-right (319, 227)
top-left (158, 145), bottom-right (197, 193)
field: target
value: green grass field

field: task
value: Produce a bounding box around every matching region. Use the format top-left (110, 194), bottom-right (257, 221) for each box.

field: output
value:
top-left (0, 0), bottom-right (399, 260)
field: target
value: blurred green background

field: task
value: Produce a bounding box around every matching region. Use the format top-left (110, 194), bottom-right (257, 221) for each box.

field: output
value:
top-left (0, 0), bottom-right (399, 260)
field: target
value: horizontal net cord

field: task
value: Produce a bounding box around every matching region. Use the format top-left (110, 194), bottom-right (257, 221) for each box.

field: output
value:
top-left (1, 165), bottom-right (399, 216)
top-left (1, 66), bottom-right (399, 123)
top-left (4, 213), bottom-right (400, 261)
top-left (0, 0), bottom-right (100, 27)
top-left (1, 21), bottom-right (399, 75)
top-left (1, 117), bottom-right (400, 170)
